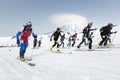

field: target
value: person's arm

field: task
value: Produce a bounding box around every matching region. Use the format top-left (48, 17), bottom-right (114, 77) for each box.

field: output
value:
top-left (32, 33), bottom-right (35, 38)
top-left (111, 31), bottom-right (117, 34)
top-left (16, 31), bottom-right (22, 46)
top-left (90, 28), bottom-right (97, 31)
top-left (50, 32), bottom-right (55, 41)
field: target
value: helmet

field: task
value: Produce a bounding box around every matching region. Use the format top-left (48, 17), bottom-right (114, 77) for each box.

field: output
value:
top-left (56, 27), bottom-right (61, 31)
top-left (107, 23), bottom-right (113, 27)
top-left (27, 21), bottom-right (32, 27)
top-left (88, 22), bottom-right (93, 28)
top-left (88, 22), bottom-right (93, 26)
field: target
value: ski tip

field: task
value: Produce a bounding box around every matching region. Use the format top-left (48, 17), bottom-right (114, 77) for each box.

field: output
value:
top-left (28, 63), bottom-right (36, 66)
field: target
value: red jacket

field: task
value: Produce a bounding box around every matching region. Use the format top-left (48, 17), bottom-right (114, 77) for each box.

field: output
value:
top-left (21, 26), bottom-right (32, 43)
top-left (72, 35), bottom-right (77, 41)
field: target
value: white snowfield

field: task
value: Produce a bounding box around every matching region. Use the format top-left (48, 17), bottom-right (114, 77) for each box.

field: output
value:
top-left (0, 25), bottom-right (120, 80)
top-left (0, 44), bottom-right (120, 80)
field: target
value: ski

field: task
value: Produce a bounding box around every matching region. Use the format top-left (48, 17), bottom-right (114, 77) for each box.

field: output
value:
top-left (17, 58), bottom-right (35, 66)
top-left (95, 45), bottom-right (120, 49)
top-left (17, 56), bottom-right (32, 61)
top-left (51, 50), bottom-right (63, 53)
top-left (47, 49), bottom-right (72, 54)
top-left (75, 49), bottom-right (107, 51)
top-left (25, 57), bottom-right (32, 61)
top-left (47, 49), bottom-right (62, 53)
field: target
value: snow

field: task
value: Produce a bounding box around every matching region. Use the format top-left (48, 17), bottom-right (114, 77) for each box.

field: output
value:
top-left (0, 45), bottom-right (120, 80)
top-left (0, 25), bottom-right (120, 80)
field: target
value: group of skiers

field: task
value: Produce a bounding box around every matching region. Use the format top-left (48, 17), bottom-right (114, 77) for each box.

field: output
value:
top-left (16, 21), bottom-right (117, 60)
top-left (49, 22), bottom-right (117, 52)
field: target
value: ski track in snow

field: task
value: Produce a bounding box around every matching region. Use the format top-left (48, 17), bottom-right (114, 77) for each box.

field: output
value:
top-left (0, 45), bottom-right (120, 80)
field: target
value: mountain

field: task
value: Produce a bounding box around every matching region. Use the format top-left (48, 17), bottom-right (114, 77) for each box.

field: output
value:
top-left (60, 24), bottom-right (83, 33)
top-left (0, 25), bottom-right (119, 47)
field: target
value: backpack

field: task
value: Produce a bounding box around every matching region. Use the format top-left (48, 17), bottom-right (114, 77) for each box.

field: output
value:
top-left (83, 27), bottom-right (87, 33)
top-left (100, 26), bottom-right (105, 32)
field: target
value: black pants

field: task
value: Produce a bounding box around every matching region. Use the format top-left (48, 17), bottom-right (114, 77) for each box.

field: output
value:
top-left (99, 36), bottom-right (108, 46)
top-left (72, 41), bottom-right (75, 47)
top-left (33, 39), bottom-right (37, 47)
top-left (78, 37), bottom-right (92, 49)
top-left (60, 41), bottom-right (64, 48)
top-left (88, 37), bottom-right (92, 49)
top-left (78, 38), bottom-right (86, 46)
top-left (52, 41), bottom-right (60, 48)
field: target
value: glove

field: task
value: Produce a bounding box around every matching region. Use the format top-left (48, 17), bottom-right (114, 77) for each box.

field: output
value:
top-left (114, 31), bottom-right (117, 33)
top-left (50, 38), bottom-right (52, 41)
top-left (94, 28), bottom-right (97, 30)
top-left (17, 39), bottom-right (20, 46)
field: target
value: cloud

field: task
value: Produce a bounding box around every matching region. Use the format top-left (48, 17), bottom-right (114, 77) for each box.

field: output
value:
top-left (49, 13), bottom-right (88, 27)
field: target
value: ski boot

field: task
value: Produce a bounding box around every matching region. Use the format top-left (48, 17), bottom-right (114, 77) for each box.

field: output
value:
top-left (77, 45), bottom-right (81, 48)
top-left (20, 51), bottom-right (25, 61)
top-left (20, 57), bottom-right (25, 61)
top-left (56, 48), bottom-right (60, 53)
top-left (50, 46), bottom-right (53, 51)
top-left (97, 42), bottom-right (101, 46)
top-left (20, 55), bottom-right (25, 61)
top-left (109, 42), bottom-right (113, 46)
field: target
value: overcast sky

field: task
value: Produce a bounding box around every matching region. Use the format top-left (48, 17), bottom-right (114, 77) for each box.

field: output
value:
top-left (0, 0), bottom-right (120, 36)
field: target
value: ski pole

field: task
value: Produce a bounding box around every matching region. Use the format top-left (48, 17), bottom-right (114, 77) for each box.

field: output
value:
top-left (111, 33), bottom-right (117, 43)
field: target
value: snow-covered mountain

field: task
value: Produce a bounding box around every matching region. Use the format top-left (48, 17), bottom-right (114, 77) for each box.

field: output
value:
top-left (0, 25), bottom-right (119, 47)
top-left (61, 24), bottom-right (83, 33)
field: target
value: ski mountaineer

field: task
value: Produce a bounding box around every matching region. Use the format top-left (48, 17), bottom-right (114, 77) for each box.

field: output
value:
top-left (71, 33), bottom-right (77, 47)
top-left (99, 23), bottom-right (117, 46)
top-left (38, 39), bottom-right (41, 47)
top-left (33, 34), bottom-right (38, 48)
top-left (50, 27), bottom-right (62, 53)
top-left (67, 36), bottom-right (72, 47)
top-left (60, 34), bottom-right (65, 48)
top-left (16, 21), bottom-right (36, 61)
top-left (77, 22), bottom-right (97, 49)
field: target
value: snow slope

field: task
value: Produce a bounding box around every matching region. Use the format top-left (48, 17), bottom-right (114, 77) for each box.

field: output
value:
top-left (0, 44), bottom-right (120, 80)
top-left (0, 25), bottom-right (120, 80)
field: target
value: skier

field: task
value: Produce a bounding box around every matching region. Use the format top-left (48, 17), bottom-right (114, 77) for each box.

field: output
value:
top-left (77, 22), bottom-right (97, 49)
top-left (38, 39), bottom-right (41, 47)
top-left (16, 21), bottom-right (36, 61)
top-left (99, 23), bottom-right (117, 46)
top-left (77, 27), bottom-right (87, 47)
top-left (67, 36), bottom-right (72, 47)
top-left (50, 27), bottom-right (62, 52)
top-left (33, 34), bottom-right (37, 48)
top-left (60, 34), bottom-right (65, 48)
top-left (71, 33), bottom-right (77, 47)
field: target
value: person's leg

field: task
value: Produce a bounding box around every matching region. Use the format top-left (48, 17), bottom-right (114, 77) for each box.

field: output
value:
top-left (77, 38), bottom-right (85, 48)
top-left (88, 38), bottom-right (92, 49)
top-left (50, 41), bottom-right (57, 50)
top-left (108, 38), bottom-right (112, 46)
top-left (20, 43), bottom-right (25, 58)
top-left (99, 37), bottom-right (106, 46)
top-left (62, 42), bottom-right (64, 48)
top-left (53, 41), bottom-right (57, 47)
top-left (103, 38), bottom-right (108, 46)
top-left (72, 41), bottom-right (75, 47)
top-left (56, 41), bottom-right (60, 52)
top-left (20, 42), bottom-right (28, 58)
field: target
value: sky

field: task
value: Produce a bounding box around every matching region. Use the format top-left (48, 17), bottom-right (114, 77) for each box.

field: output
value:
top-left (0, 0), bottom-right (120, 37)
